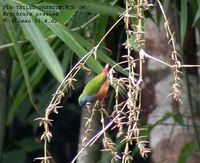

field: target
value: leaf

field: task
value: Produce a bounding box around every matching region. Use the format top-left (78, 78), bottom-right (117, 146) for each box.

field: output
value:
top-left (15, 1), bottom-right (103, 73)
top-left (32, 2), bottom-right (76, 37)
top-left (14, 1), bottom-right (126, 75)
top-left (94, 15), bottom-right (108, 43)
top-left (141, 112), bottom-right (172, 138)
top-left (173, 112), bottom-right (184, 126)
top-left (18, 137), bottom-right (40, 152)
top-left (13, 6), bottom-right (64, 82)
top-left (7, 62), bottom-right (47, 125)
top-left (56, 8), bottom-right (76, 24)
top-left (72, 32), bottom-right (128, 76)
top-left (0, 2), bottom-right (3, 21)
top-left (193, 1), bottom-right (200, 25)
top-left (46, 0), bottom-right (123, 16)
top-left (177, 141), bottom-right (194, 163)
top-left (47, 23), bottom-right (103, 73)
top-left (7, 38), bottom-right (65, 124)
top-left (4, 4), bottom-right (37, 125)
top-left (148, 112), bottom-right (172, 131)
top-left (180, 0), bottom-right (187, 45)
top-left (61, 48), bottom-right (73, 70)
top-left (3, 150), bottom-right (26, 163)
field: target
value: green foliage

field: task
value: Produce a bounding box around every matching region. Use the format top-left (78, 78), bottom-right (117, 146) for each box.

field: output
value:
top-left (173, 112), bottom-right (184, 126)
top-left (148, 112), bottom-right (172, 131)
top-left (3, 150), bottom-right (26, 163)
top-left (14, 4), bottom-right (64, 83)
top-left (180, 0), bottom-right (187, 45)
top-left (193, 0), bottom-right (200, 25)
top-left (18, 137), bottom-right (41, 152)
top-left (47, 0), bottom-right (123, 16)
top-left (177, 141), bottom-right (195, 163)
top-left (1, 0), bottom-right (124, 162)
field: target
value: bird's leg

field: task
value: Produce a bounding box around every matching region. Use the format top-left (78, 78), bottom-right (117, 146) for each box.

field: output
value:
top-left (98, 101), bottom-right (109, 118)
top-left (85, 102), bottom-right (92, 113)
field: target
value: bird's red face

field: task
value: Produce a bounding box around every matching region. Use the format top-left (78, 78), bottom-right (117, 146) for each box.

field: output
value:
top-left (102, 64), bottom-right (109, 74)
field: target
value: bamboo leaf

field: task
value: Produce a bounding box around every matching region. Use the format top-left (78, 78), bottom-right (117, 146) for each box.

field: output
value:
top-left (3, 4), bottom-right (36, 125)
top-left (18, 137), bottom-right (40, 152)
top-left (7, 62), bottom-right (48, 125)
top-left (13, 6), bottom-right (64, 82)
top-left (72, 32), bottom-right (128, 76)
top-left (8, 41), bottom-right (66, 125)
top-left (193, 2), bottom-right (200, 25)
top-left (14, 1), bottom-right (103, 73)
top-left (45, 22), bottom-right (102, 73)
top-left (180, 0), bottom-right (187, 45)
top-left (47, 0), bottom-right (123, 16)
top-left (94, 15), bottom-right (108, 43)
top-left (3, 150), bottom-right (26, 163)
top-left (177, 141), bottom-right (194, 163)
top-left (148, 112), bottom-right (172, 130)
top-left (173, 112), bottom-right (184, 126)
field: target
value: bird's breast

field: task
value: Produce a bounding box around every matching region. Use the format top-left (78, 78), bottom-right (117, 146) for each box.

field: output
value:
top-left (95, 80), bottom-right (109, 101)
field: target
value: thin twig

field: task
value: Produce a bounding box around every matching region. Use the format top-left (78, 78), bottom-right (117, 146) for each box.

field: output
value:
top-left (71, 111), bottom-right (123, 163)
top-left (140, 49), bottom-right (200, 68)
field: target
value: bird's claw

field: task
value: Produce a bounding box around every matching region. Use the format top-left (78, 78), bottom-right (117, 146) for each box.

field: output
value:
top-left (85, 102), bottom-right (91, 112)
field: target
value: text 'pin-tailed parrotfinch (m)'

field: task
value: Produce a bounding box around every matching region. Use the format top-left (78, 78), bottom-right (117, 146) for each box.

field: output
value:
top-left (78, 64), bottom-right (109, 107)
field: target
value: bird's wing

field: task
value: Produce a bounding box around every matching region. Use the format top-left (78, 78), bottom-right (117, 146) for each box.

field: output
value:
top-left (81, 73), bottom-right (106, 96)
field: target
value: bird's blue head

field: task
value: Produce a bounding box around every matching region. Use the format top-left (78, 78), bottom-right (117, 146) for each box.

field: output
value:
top-left (79, 95), bottom-right (95, 107)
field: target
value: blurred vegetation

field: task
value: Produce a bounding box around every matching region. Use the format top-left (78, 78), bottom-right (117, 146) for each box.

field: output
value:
top-left (0, 0), bottom-right (200, 163)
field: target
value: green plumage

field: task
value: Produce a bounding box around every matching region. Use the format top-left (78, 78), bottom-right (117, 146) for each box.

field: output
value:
top-left (78, 73), bottom-right (106, 106)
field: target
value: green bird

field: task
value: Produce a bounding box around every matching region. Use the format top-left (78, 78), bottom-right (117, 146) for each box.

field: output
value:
top-left (78, 64), bottom-right (109, 107)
